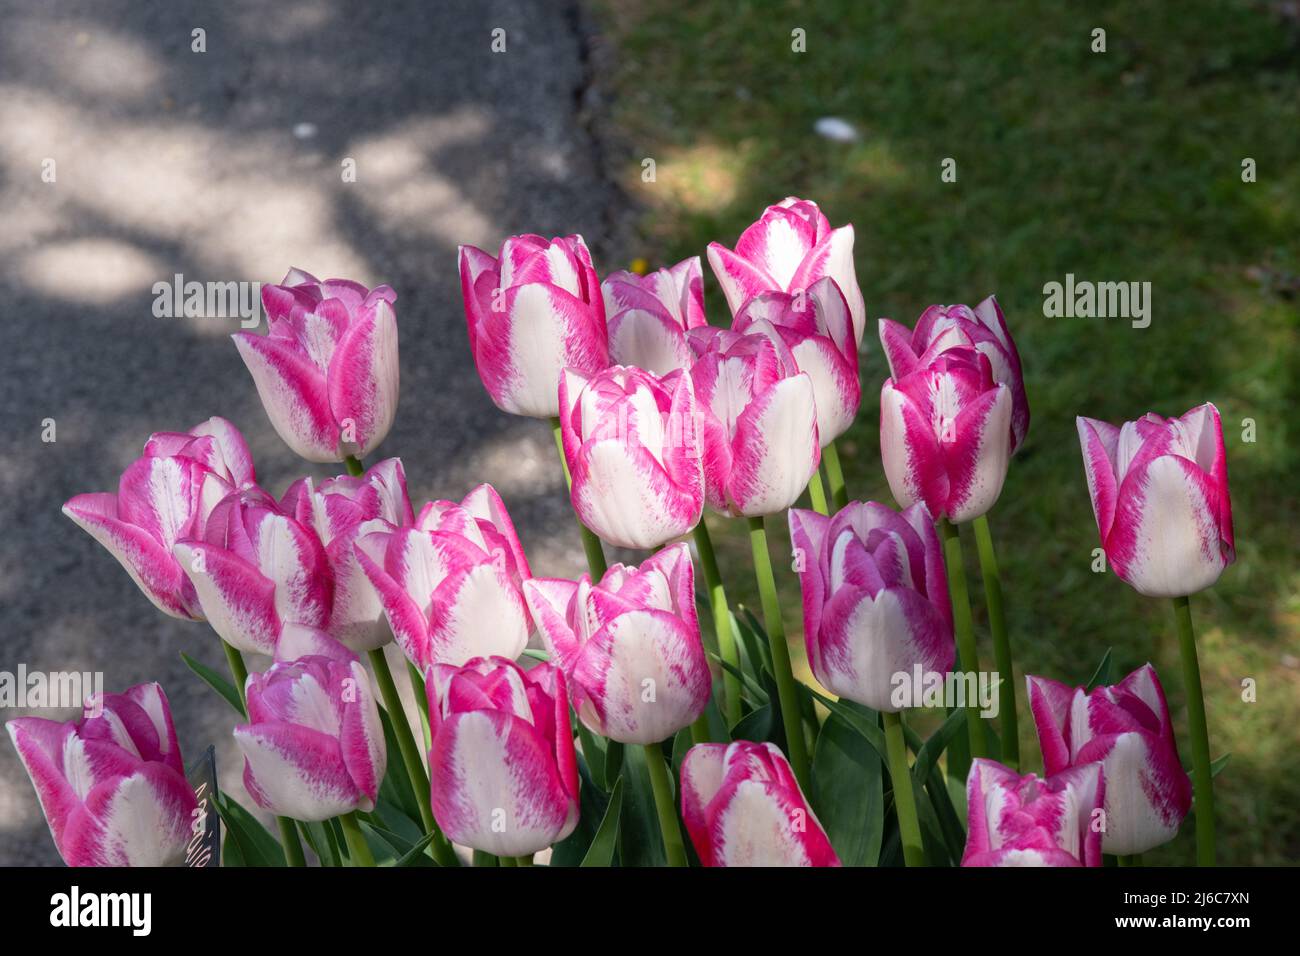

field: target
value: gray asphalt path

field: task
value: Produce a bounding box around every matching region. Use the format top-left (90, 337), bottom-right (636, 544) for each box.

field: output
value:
top-left (0, 0), bottom-right (627, 864)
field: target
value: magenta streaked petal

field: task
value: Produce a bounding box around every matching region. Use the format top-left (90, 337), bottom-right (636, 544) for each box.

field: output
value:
top-left (326, 299), bottom-right (400, 459)
top-left (727, 373), bottom-right (819, 516)
top-left (233, 331), bottom-right (339, 461)
top-left (173, 541), bottom-right (280, 655)
top-left (706, 241), bottom-right (778, 317)
top-left (235, 721), bottom-right (362, 822)
top-left (428, 708), bottom-right (578, 857)
top-left (64, 493), bottom-right (201, 619)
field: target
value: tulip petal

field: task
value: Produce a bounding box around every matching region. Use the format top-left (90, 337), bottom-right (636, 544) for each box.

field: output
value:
top-left (174, 541), bottom-right (280, 655)
top-left (1107, 454), bottom-right (1228, 597)
top-left (64, 493), bottom-right (201, 619)
top-left (570, 609), bottom-right (710, 745)
top-left (706, 242), bottom-right (778, 317)
top-left (429, 708), bottom-right (577, 856)
top-left (327, 300), bottom-right (400, 459)
top-left (233, 331), bottom-right (339, 461)
top-left (727, 373), bottom-right (819, 516)
top-left (235, 721), bottom-right (361, 822)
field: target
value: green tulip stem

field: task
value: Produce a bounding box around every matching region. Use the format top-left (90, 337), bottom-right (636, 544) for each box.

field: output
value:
top-left (883, 710), bottom-right (926, 867)
top-left (693, 520), bottom-right (742, 728)
top-left (1174, 595), bottom-right (1216, 866)
top-left (823, 440), bottom-right (850, 511)
top-left (339, 811), bottom-right (375, 866)
top-left (746, 515), bottom-right (812, 791)
top-left (937, 518), bottom-right (985, 762)
top-left (366, 649), bottom-right (458, 867)
top-left (972, 514), bottom-right (1018, 770)
top-left (643, 743), bottom-right (689, 867)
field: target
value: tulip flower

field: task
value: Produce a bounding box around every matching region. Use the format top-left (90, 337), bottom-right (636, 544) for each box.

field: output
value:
top-left (688, 327), bottom-right (820, 517)
top-left (63, 417), bottom-right (256, 620)
top-left (733, 275), bottom-right (860, 446)
top-left (355, 484), bottom-right (532, 669)
top-left (523, 543), bottom-right (710, 744)
top-left (459, 234), bottom-right (608, 418)
top-left (787, 501), bottom-right (953, 712)
top-left (425, 656), bottom-right (579, 857)
top-left (680, 740), bottom-right (840, 867)
top-left (556, 365), bottom-right (704, 549)
top-left (879, 295), bottom-right (1029, 452)
top-left (1027, 664), bottom-right (1191, 855)
top-left (234, 629), bottom-right (386, 822)
top-left (600, 256), bottom-right (707, 374)
top-left (963, 759), bottom-right (1105, 867)
top-left (6, 683), bottom-right (198, 866)
top-left (233, 268), bottom-right (399, 463)
top-left (173, 489), bottom-right (332, 656)
top-left (880, 345), bottom-right (1012, 523)
top-left (707, 196), bottom-right (866, 343)
top-left (281, 458), bottom-right (414, 651)
top-left (1076, 403), bottom-right (1234, 598)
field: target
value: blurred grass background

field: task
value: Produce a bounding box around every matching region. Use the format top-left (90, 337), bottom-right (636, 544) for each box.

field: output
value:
top-left (593, 0), bottom-right (1300, 863)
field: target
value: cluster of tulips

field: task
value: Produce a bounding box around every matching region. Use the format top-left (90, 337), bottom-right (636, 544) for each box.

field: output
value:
top-left (7, 198), bottom-right (1233, 867)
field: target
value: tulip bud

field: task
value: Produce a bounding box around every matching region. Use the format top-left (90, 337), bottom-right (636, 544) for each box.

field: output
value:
top-left (233, 269), bottom-right (399, 462)
top-left (354, 484), bottom-right (532, 669)
top-left (680, 740), bottom-right (840, 867)
top-left (963, 758), bottom-right (1105, 867)
top-left (557, 365), bottom-right (704, 549)
top-left (788, 502), bottom-right (954, 712)
top-left (880, 345), bottom-right (1012, 523)
top-left (460, 235), bottom-right (608, 419)
top-left (1027, 664), bottom-right (1191, 855)
top-left (601, 256), bottom-right (707, 374)
top-left (707, 196), bottom-right (865, 343)
top-left (734, 276), bottom-right (859, 446)
top-left (234, 630), bottom-right (386, 822)
top-left (879, 296), bottom-right (1029, 452)
top-left (1077, 403), bottom-right (1234, 597)
top-left (63, 417), bottom-right (256, 620)
top-left (523, 543), bottom-right (710, 744)
top-left (6, 683), bottom-right (198, 866)
top-left (281, 458), bottom-right (414, 651)
top-left (688, 327), bottom-right (820, 517)
top-left (426, 657), bottom-right (580, 857)
top-left (173, 489), bottom-right (332, 655)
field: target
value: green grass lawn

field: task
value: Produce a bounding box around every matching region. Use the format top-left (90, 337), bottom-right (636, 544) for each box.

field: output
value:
top-left (594, 0), bottom-right (1300, 864)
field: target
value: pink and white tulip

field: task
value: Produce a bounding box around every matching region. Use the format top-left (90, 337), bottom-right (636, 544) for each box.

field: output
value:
top-left (601, 256), bottom-right (707, 374)
top-left (557, 365), bottom-right (704, 549)
top-left (233, 269), bottom-right (400, 462)
top-left (524, 544), bottom-right (710, 745)
top-left (1027, 664), bottom-right (1192, 855)
top-left (879, 295), bottom-right (1029, 452)
top-left (355, 484), bottom-right (532, 669)
top-left (6, 683), bottom-right (198, 866)
top-left (425, 657), bottom-right (580, 856)
top-left (733, 275), bottom-right (860, 445)
top-left (281, 458), bottom-right (414, 651)
top-left (173, 489), bottom-right (332, 656)
top-left (63, 417), bottom-right (256, 620)
top-left (234, 629), bottom-right (385, 822)
top-left (963, 758), bottom-right (1105, 867)
top-left (707, 196), bottom-right (866, 344)
top-left (788, 501), bottom-right (953, 712)
top-left (880, 345), bottom-right (1012, 523)
top-left (681, 740), bottom-right (840, 867)
top-left (459, 234), bottom-right (608, 418)
top-left (1077, 403), bottom-right (1234, 598)
top-left (688, 328), bottom-right (820, 517)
